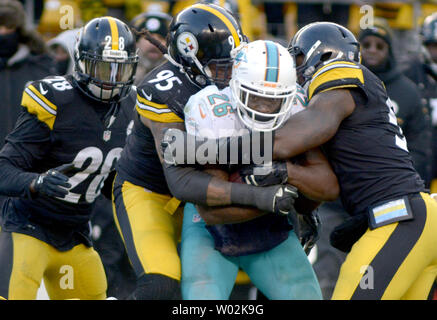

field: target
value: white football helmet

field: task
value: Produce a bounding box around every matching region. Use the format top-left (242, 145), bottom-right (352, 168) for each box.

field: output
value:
top-left (230, 40), bottom-right (297, 132)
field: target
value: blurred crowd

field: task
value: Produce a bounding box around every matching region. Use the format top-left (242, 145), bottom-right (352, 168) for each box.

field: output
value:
top-left (2, 0), bottom-right (437, 300)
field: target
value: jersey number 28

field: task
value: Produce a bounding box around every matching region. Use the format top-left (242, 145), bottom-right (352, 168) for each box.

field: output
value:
top-left (57, 147), bottom-right (122, 204)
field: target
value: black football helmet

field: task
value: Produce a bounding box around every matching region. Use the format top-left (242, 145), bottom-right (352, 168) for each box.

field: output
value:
top-left (74, 16), bottom-right (138, 103)
top-left (421, 13), bottom-right (437, 45)
top-left (167, 2), bottom-right (246, 88)
top-left (288, 22), bottom-right (360, 85)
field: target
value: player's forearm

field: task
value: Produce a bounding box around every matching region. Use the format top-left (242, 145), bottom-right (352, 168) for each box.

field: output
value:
top-left (286, 161), bottom-right (339, 202)
top-left (0, 151), bottom-right (37, 198)
top-left (273, 90), bottom-right (354, 160)
top-left (163, 163), bottom-right (234, 206)
top-left (273, 108), bottom-right (338, 160)
top-left (197, 204), bottom-right (265, 225)
top-left (163, 163), bottom-right (286, 212)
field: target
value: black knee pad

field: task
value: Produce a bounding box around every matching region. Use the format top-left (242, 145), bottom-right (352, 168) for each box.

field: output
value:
top-left (130, 274), bottom-right (179, 300)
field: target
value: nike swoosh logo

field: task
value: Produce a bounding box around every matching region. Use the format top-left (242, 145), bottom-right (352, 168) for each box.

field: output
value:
top-left (39, 83), bottom-right (48, 95)
top-left (199, 105), bottom-right (206, 119)
top-left (141, 89), bottom-right (152, 101)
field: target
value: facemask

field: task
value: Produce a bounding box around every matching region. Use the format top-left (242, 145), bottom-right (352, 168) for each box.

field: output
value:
top-left (0, 32), bottom-right (19, 58)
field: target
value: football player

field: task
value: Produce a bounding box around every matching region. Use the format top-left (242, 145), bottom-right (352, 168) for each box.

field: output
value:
top-left (163, 22), bottom-right (437, 300)
top-left (0, 16), bottom-right (138, 300)
top-left (280, 22), bottom-right (437, 300)
top-left (112, 3), bottom-right (296, 300)
top-left (180, 40), bottom-right (339, 299)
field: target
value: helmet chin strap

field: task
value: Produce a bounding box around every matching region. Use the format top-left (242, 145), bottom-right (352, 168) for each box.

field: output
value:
top-left (164, 51), bottom-right (209, 87)
top-left (164, 51), bottom-right (185, 74)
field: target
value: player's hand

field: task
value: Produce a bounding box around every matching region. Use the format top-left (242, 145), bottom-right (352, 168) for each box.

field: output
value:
top-left (299, 211), bottom-right (321, 254)
top-left (239, 161), bottom-right (288, 186)
top-left (30, 164), bottom-right (73, 198)
top-left (287, 210), bottom-right (321, 255)
top-left (272, 184), bottom-right (299, 216)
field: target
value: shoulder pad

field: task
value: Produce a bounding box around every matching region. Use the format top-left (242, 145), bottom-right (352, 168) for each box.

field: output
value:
top-left (20, 77), bottom-right (61, 130)
top-left (21, 76), bottom-right (75, 130)
top-left (135, 64), bottom-right (185, 123)
top-left (308, 60), bottom-right (364, 100)
top-left (184, 85), bottom-right (218, 119)
top-left (135, 87), bottom-right (183, 123)
top-left (184, 85), bottom-right (242, 138)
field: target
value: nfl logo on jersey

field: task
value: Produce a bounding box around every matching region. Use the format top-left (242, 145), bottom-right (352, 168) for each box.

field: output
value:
top-left (103, 130), bottom-right (112, 142)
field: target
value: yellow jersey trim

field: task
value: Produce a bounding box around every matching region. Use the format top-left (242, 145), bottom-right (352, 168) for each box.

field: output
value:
top-left (309, 61), bottom-right (364, 99)
top-left (21, 85), bottom-right (57, 129)
top-left (137, 107), bottom-right (183, 123)
top-left (317, 85), bottom-right (362, 96)
top-left (28, 85), bottom-right (57, 112)
top-left (137, 94), bottom-right (168, 109)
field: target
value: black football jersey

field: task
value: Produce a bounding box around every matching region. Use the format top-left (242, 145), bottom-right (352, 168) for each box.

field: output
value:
top-left (0, 75), bottom-right (134, 249)
top-left (116, 61), bottom-right (201, 194)
top-left (307, 60), bottom-right (425, 216)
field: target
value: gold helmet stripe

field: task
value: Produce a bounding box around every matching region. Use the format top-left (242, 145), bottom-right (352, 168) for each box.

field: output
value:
top-left (192, 3), bottom-right (240, 48)
top-left (106, 17), bottom-right (119, 50)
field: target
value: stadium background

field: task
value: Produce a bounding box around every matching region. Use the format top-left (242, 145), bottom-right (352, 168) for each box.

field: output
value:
top-left (22, 0), bottom-right (437, 63)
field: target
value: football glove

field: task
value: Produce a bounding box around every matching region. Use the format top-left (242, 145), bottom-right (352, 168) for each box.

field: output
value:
top-left (288, 210), bottom-right (321, 255)
top-left (30, 163), bottom-right (73, 198)
top-left (272, 184), bottom-right (299, 216)
top-left (239, 161), bottom-right (288, 187)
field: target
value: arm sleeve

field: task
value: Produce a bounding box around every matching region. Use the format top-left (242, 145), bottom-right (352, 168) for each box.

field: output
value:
top-left (0, 146), bottom-right (38, 198)
top-left (0, 109), bottom-right (52, 198)
top-left (162, 163), bottom-right (212, 204)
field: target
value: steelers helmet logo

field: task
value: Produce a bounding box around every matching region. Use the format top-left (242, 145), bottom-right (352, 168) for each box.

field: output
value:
top-left (177, 32), bottom-right (198, 57)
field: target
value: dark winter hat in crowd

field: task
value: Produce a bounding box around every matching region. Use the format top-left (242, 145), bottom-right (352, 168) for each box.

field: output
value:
top-left (130, 12), bottom-right (172, 40)
top-left (0, 0), bottom-right (47, 54)
top-left (358, 22), bottom-right (393, 49)
top-left (0, 0), bottom-right (26, 29)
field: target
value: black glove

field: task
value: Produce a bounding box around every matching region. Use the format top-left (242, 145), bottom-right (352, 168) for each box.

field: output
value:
top-left (299, 211), bottom-right (321, 254)
top-left (239, 161), bottom-right (288, 187)
top-left (272, 184), bottom-right (299, 216)
top-left (30, 164), bottom-right (74, 198)
top-left (288, 210), bottom-right (321, 255)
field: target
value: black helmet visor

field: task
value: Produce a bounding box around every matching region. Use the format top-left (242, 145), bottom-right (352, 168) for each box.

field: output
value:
top-left (84, 59), bottom-right (136, 84)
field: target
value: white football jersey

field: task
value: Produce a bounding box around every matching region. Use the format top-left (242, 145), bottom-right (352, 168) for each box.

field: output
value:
top-left (184, 84), bottom-right (308, 138)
